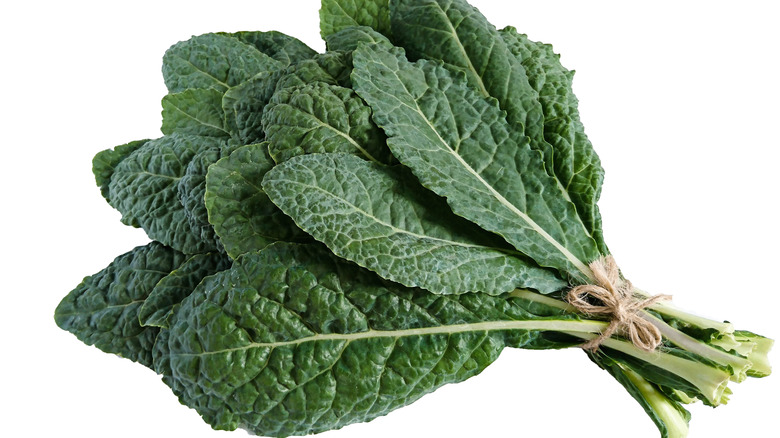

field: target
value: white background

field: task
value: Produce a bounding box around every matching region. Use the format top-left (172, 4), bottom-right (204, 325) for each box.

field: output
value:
top-left (2, 1), bottom-right (778, 437)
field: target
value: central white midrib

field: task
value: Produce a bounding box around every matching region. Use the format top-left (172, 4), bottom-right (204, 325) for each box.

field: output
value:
top-left (438, 4), bottom-right (490, 98)
top-left (440, 12), bottom-right (579, 218)
top-left (286, 179), bottom-right (517, 255)
top-left (175, 55), bottom-right (230, 89)
top-left (408, 9), bottom-right (594, 280)
top-left (167, 101), bottom-right (229, 134)
top-left (172, 319), bottom-right (607, 356)
top-left (313, 120), bottom-right (381, 164)
top-left (405, 93), bottom-right (594, 282)
top-left (447, 142), bottom-right (593, 280)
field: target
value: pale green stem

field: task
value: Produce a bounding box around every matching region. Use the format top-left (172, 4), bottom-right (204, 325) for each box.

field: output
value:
top-left (568, 332), bottom-right (731, 406)
top-left (710, 333), bottom-right (748, 355)
top-left (513, 288), bottom-right (746, 402)
top-left (619, 364), bottom-right (690, 438)
top-left (721, 333), bottom-right (774, 378)
top-left (640, 312), bottom-right (752, 383)
top-left (510, 289), bottom-right (574, 311)
top-left (634, 289), bottom-right (734, 335)
top-left (172, 318), bottom-right (610, 357)
top-left (513, 289), bottom-right (754, 382)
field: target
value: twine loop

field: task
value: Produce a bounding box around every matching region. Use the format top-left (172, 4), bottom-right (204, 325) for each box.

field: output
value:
top-left (566, 256), bottom-right (671, 352)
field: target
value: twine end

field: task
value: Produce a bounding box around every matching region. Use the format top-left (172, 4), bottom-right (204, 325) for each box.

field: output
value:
top-left (566, 256), bottom-right (671, 352)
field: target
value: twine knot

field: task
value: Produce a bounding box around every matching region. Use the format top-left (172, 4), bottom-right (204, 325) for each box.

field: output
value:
top-left (566, 256), bottom-right (671, 352)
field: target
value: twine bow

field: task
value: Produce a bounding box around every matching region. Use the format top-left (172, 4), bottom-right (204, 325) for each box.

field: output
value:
top-left (566, 256), bottom-right (671, 352)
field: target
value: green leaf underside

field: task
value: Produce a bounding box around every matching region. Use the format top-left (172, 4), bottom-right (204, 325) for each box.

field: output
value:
top-left (204, 143), bottom-right (309, 259)
top-left (139, 252), bottom-right (232, 328)
top-left (163, 33), bottom-right (283, 93)
top-left (320, 0), bottom-right (392, 39)
top-left (92, 139), bottom-right (149, 203)
top-left (222, 31), bottom-right (317, 67)
top-left (351, 43), bottom-right (600, 283)
top-left (263, 82), bottom-right (394, 165)
top-left (55, 242), bottom-right (189, 368)
top-left (263, 153), bottom-right (566, 295)
top-left (108, 133), bottom-right (222, 254)
top-left (153, 242), bottom-right (581, 436)
top-left (500, 27), bottom-right (607, 252)
top-left (162, 88), bottom-right (230, 138)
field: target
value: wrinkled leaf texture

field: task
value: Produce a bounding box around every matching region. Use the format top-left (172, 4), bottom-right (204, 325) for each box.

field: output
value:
top-left (351, 43), bottom-right (600, 283)
top-left (55, 242), bottom-right (189, 368)
top-left (264, 153), bottom-right (566, 295)
top-left (153, 242), bottom-right (579, 436)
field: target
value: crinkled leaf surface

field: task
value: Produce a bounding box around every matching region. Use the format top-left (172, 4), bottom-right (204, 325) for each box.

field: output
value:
top-left (163, 32), bottom-right (310, 145)
top-left (55, 242), bottom-right (189, 368)
top-left (161, 88), bottom-right (231, 138)
top-left (222, 70), bottom-right (286, 145)
top-left (107, 133), bottom-right (222, 254)
top-left (274, 51), bottom-right (353, 93)
top-left (390, 0), bottom-right (542, 148)
top-left (139, 252), bottom-right (232, 328)
top-left (163, 33), bottom-right (282, 93)
top-left (152, 242), bottom-right (578, 436)
top-left (320, 0), bottom-right (392, 39)
top-left (390, 0), bottom-right (605, 250)
top-left (263, 82), bottom-right (394, 164)
top-left (500, 27), bottom-right (607, 252)
top-left (324, 26), bottom-right (394, 53)
top-left (352, 44), bottom-right (600, 283)
top-left (223, 31), bottom-right (317, 66)
top-left (263, 153), bottom-right (566, 294)
top-left (204, 143), bottom-right (309, 259)
top-left (92, 139), bottom-right (149, 203)
top-left (178, 147), bottom-right (223, 250)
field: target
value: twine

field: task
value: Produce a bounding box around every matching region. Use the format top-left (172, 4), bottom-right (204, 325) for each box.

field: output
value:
top-left (566, 256), bottom-right (671, 352)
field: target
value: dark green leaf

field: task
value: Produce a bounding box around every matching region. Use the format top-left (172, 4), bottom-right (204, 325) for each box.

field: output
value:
top-left (390, 0), bottom-right (544, 146)
top-left (139, 252), bottom-right (231, 328)
top-left (390, 0), bottom-right (606, 252)
top-left (55, 242), bottom-right (189, 368)
top-left (320, 0), bottom-right (392, 39)
top-left (501, 28), bottom-right (607, 252)
top-left (223, 31), bottom-right (317, 66)
top-left (153, 242), bottom-right (579, 435)
top-left (162, 33), bottom-right (282, 93)
top-left (351, 43), bottom-right (601, 283)
top-left (274, 51), bottom-right (354, 92)
top-left (161, 88), bottom-right (230, 138)
top-left (178, 147), bottom-right (223, 250)
top-left (222, 70), bottom-right (285, 144)
top-left (92, 139), bottom-right (149, 203)
top-left (107, 133), bottom-right (223, 254)
top-left (263, 82), bottom-right (394, 164)
top-left (204, 143), bottom-right (309, 259)
top-left (263, 153), bottom-right (566, 294)
top-left (325, 25), bottom-right (394, 52)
